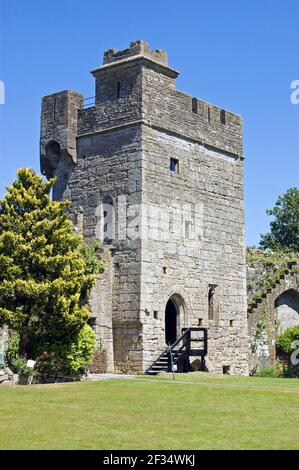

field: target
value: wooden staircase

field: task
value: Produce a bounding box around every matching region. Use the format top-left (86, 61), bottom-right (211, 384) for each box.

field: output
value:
top-left (146, 327), bottom-right (208, 376)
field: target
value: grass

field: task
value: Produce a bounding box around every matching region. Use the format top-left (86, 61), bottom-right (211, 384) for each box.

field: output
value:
top-left (1, 372), bottom-right (299, 450)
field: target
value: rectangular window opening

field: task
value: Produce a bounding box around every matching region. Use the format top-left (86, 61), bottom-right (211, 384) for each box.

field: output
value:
top-left (170, 158), bottom-right (179, 173)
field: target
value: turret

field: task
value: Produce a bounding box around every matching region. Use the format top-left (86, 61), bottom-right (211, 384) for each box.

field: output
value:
top-left (40, 90), bottom-right (83, 199)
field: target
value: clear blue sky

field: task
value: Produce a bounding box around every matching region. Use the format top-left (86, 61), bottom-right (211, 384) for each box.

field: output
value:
top-left (0, 0), bottom-right (298, 246)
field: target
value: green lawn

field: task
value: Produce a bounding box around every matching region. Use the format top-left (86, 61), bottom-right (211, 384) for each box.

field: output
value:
top-left (1, 372), bottom-right (299, 450)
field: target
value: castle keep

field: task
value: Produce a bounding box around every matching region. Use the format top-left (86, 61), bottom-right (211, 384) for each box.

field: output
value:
top-left (40, 40), bottom-right (249, 375)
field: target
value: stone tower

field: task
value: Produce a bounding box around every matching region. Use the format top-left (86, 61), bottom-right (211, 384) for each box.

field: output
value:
top-left (40, 40), bottom-right (249, 375)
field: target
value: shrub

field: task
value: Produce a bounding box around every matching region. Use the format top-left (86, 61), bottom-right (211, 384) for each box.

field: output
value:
top-left (36, 324), bottom-right (96, 376)
top-left (4, 332), bottom-right (34, 376)
top-left (5, 332), bottom-right (20, 372)
top-left (276, 326), bottom-right (299, 377)
top-left (257, 362), bottom-right (283, 378)
top-left (276, 326), bottom-right (299, 355)
top-left (34, 352), bottom-right (61, 377)
top-left (12, 356), bottom-right (34, 377)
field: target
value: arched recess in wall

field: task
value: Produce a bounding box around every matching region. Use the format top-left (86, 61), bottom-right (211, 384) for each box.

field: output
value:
top-left (275, 288), bottom-right (299, 333)
top-left (44, 140), bottom-right (67, 200)
top-left (44, 140), bottom-right (62, 179)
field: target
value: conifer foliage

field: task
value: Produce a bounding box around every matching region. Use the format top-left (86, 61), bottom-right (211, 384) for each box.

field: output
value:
top-left (0, 169), bottom-right (104, 367)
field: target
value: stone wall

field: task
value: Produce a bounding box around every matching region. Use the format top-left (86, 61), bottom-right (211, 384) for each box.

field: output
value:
top-left (40, 90), bottom-right (83, 200)
top-left (247, 251), bottom-right (299, 372)
top-left (140, 123), bottom-right (248, 374)
top-left (40, 40), bottom-right (249, 375)
top-left (67, 124), bottom-right (144, 373)
top-left (88, 348), bottom-right (108, 374)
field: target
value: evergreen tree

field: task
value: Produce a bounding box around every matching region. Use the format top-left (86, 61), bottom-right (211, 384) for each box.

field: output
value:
top-left (0, 168), bottom-right (104, 357)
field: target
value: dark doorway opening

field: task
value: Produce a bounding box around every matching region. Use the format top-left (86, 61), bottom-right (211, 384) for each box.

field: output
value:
top-left (165, 299), bottom-right (177, 345)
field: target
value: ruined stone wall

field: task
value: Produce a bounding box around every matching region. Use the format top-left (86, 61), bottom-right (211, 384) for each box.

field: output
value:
top-left (40, 90), bottom-right (83, 200)
top-left (247, 252), bottom-right (299, 372)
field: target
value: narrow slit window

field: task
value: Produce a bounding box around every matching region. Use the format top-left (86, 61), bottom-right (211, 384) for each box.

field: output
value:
top-left (170, 158), bottom-right (179, 173)
top-left (192, 97), bottom-right (198, 114)
top-left (117, 81), bottom-right (121, 98)
top-left (185, 220), bottom-right (192, 240)
top-left (207, 107), bottom-right (211, 122)
top-left (208, 284), bottom-right (217, 320)
top-left (103, 197), bottom-right (114, 244)
top-left (220, 109), bottom-right (226, 124)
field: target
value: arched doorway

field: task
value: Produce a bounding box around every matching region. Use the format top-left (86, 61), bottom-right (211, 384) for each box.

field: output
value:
top-left (165, 298), bottom-right (177, 345)
top-left (165, 294), bottom-right (186, 346)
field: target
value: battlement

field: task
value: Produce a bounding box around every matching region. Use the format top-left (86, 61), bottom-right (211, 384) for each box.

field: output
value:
top-left (103, 40), bottom-right (168, 67)
top-left (41, 41), bottom-right (243, 165)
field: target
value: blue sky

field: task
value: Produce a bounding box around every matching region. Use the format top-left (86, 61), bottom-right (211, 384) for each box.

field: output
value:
top-left (0, 0), bottom-right (298, 246)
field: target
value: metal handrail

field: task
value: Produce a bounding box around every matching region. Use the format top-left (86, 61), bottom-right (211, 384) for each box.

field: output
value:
top-left (82, 96), bottom-right (96, 109)
top-left (145, 327), bottom-right (208, 374)
top-left (146, 329), bottom-right (190, 372)
top-left (169, 328), bottom-right (190, 350)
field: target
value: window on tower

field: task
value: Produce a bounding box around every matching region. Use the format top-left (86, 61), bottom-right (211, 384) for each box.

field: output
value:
top-left (103, 196), bottom-right (114, 244)
top-left (170, 158), bottom-right (179, 173)
top-left (208, 284), bottom-right (217, 320)
top-left (117, 81), bottom-right (121, 98)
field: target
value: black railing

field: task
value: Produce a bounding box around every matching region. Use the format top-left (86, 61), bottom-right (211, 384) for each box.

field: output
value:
top-left (146, 327), bottom-right (208, 374)
top-left (181, 327), bottom-right (208, 357)
top-left (82, 96), bottom-right (96, 109)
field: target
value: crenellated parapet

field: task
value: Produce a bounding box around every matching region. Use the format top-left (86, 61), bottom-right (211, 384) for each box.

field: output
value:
top-left (78, 41), bottom-right (242, 157)
top-left (103, 40), bottom-right (169, 67)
